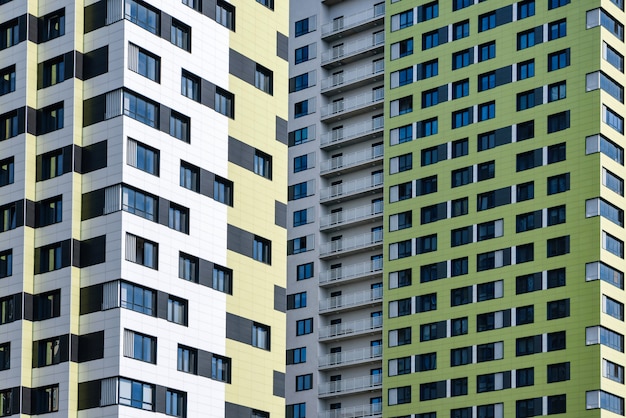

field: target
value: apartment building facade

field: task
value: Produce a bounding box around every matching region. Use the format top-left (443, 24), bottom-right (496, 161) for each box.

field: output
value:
top-left (0, 0), bottom-right (288, 417)
top-left (385, 0), bottom-right (626, 417)
top-left (286, 0), bottom-right (385, 417)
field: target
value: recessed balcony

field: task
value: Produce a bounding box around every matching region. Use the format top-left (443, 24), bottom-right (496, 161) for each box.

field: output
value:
top-left (321, 90), bottom-right (384, 124)
top-left (319, 288), bottom-right (382, 314)
top-left (320, 201), bottom-right (383, 232)
top-left (321, 33), bottom-right (384, 69)
top-left (320, 144), bottom-right (383, 178)
top-left (321, 4), bottom-right (385, 42)
top-left (319, 261), bottom-right (383, 288)
top-left (319, 317), bottom-right (382, 341)
top-left (319, 230), bottom-right (383, 259)
top-left (319, 375), bottom-right (382, 397)
top-left (319, 346), bottom-right (382, 370)
top-left (321, 61), bottom-right (384, 96)
top-left (318, 404), bottom-right (382, 418)
top-left (320, 173), bottom-right (383, 205)
top-left (320, 118), bottom-right (384, 151)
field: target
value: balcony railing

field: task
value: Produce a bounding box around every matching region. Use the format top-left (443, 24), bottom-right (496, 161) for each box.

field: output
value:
top-left (320, 118), bottom-right (384, 147)
top-left (319, 317), bottom-right (382, 339)
top-left (321, 61), bottom-right (384, 92)
top-left (320, 174), bottom-right (383, 202)
top-left (321, 90), bottom-right (384, 119)
top-left (319, 346), bottom-right (382, 368)
top-left (319, 375), bottom-right (382, 396)
top-left (320, 230), bottom-right (382, 257)
top-left (320, 288), bottom-right (382, 312)
top-left (321, 3), bottom-right (385, 38)
top-left (320, 201), bottom-right (383, 229)
top-left (319, 260), bottom-right (383, 284)
top-left (321, 144), bottom-right (383, 174)
top-left (321, 33), bottom-right (385, 65)
top-left (318, 404), bottom-right (382, 418)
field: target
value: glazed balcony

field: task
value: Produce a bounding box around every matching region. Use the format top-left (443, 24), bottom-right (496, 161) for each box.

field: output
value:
top-left (319, 317), bottom-right (382, 341)
top-left (320, 173), bottom-right (383, 205)
top-left (320, 118), bottom-right (384, 151)
top-left (319, 260), bottom-right (383, 288)
top-left (321, 61), bottom-right (384, 96)
top-left (318, 404), bottom-right (382, 418)
top-left (321, 90), bottom-right (384, 124)
top-left (319, 374), bottom-right (382, 397)
top-left (319, 230), bottom-right (383, 259)
top-left (320, 201), bottom-right (383, 232)
top-left (320, 144), bottom-right (383, 177)
top-left (321, 4), bottom-right (385, 42)
top-left (319, 288), bottom-right (383, 314)
top-left (321, 33), bottom-right (385, 69)
top-left (319, 346), bottom-right (383, 369)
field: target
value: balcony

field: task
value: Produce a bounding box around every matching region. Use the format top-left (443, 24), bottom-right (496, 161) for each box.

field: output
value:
top-left (320, 173), bottom-right (383, 205)
top-left (318, 404), bottom-right (382, 418)
top-left (320, 230), bottom-right (382, 259)
top-left (321, 33), bottom-right (385, 69)
top-left (321, 90), bottom-right (384, 124)
top-left (319, 317), bottom-right (382, 341)
top-left (319, 375), bottom-right (382, 397)
top-left (320, 288), bottom-right (383, 314)
top-left (321, 144), bottom-right (383, 177)
top-left (319, 346), bottom-right (382, 369)
top-left (321, 61), bottom-right (384, 96)
top-left (319, 260), bottom-right (383, 287)
top-left (321, 4), bottom-right (385, 42)
top-left (320, 118), bottom-right (384, 151)
top-left (320, 201), bottom-right (383, 232)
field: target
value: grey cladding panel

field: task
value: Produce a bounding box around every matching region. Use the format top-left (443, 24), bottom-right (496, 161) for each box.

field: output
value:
top-left (225, 312), bottom-right (252, 345)
top-left (83, 94), bottom-right (106, 127)
top-left (227, 224), bottom-right (254, 258)
top-left (274, 200), bottom-right (287, 228)
top-left (198, 258), bottom-right (214, 288)
top-left (274, 285), bottom-right (286, 312)
top-left (534, 26), bottom-right (544, 43)
top-left (78, 380), bottom-right (101, 410)
top-left (225, 403), bottom-right (251, 417)
top-left (202, 0), bottom-right (217, 20)
top-left (199, 168), bottom-right (215, 198)
top-left (495, 66), bottom-right (512, 86)
top-left (154, 386), bottom-right (167, 414)
top-left (79, 284), bottom-right (103, 315)
top-left (77, 331), bottom-right (105, 362)
top-left (494, 126), bottom-right (512, 146)
top-left (83, 46), bottom-right (109, 80)
top-left (229, 49), bottom-right (256, 86)
top-left (201, 79), bottom-right (216, 110)
top-left (157, 291), bottom-right (169, 320)
top-left (437, 27), bottom-right (448, 44)
top-left (228, 136), bottom-right (255, 171)
top-left (277, 32), bottom-right (288, 60)
top-left (159, 105), bottom-right (171, 134)
top-left (276, 116), bottom-right (288, 144)
top-left (495, 187), bottom-right (511, 206)
top-left (84, 1), bottom-right (106, 33)
top-left (496, 5), bottom-right (513, 26)
top-left (273, 370), bottom-right (285, 397)
top-left (81, 188), bottom-right (105, 221)
top-left (437, 85), bottom-right (449, 103)
top-left (158, 197), bottom-right (171, 227)
top-left (28, 14), bottom-right (38, 43)
top-left (160, 12), bottom-right (173, 43)
top-left (197, 349), bottom-right (213, 378)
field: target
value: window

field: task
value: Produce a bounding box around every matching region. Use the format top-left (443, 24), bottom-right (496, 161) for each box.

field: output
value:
top-left (215, 0), bottom-right (235, 30)
top-left (287, 403), bottom-right (306, 418)
top-left (548, 143), bottom-right (566, 164)
top-left (167, 296), bottom-right (187, 325)
top-left (604, 42), bottom-right (624, 72)
top-left (548, 49), bottom-right (570, 71)
top-left (165, 389), bottom-right (185, 418)
top-left (287, 292), bottom-right (307, 310)
top-left (256, 0), bottom-right (274, 10)
top-left (255, 65), bottom-right (272, 94)
top-left (604, 231), bottom-right (624, 258)
top-left (390, 96), bottom-right (413, 116)
top-left (588, 8), bottom-right (624, 41)
top-left (548, 331), bottom-right (566, 351)
top-left (549, 0), bottom-right (569, 9)
top-left (479, 41), bottom-right (495, 61)
top-left (452, 138), bottom-right (468, 158)
top-left (296, 374), bottom-right (312, 391)
top-left (549, 81), bottom-right (566, 102)
top-left (0, 203), bottom-right (16, 233)
top-left (168, 203), bottom-right (189, 234)
top-left (453, 108), bottom-right (471, 128)
top-left (603, 359), bottom-right (623, 384)
top-left (294, 18), bottom-right (309, 37)
top-left (420, 321), bottom-right (444, 341)
top-left (422, 89), bottom-right (438, 108)
top-left (37, 195), bottom-right (63, 227)
top-left (177, 345), bottom-right (197, 374)
top-left (389, 211), bottom-right (412, 231)
top-left (390, 154), bottom-right (412, 174)
top-left (479, 101), bottom-right (495, 121)
top-left (124, 91), bottom-right (158, 128)
top-left (252, 323), bottom-right (270, 350)
top-left (453, 79), bottom-right (469, 98)
top-left (452, 317), bottom-right (468, 336)
top-left (517, 211), bottom-right (540, 233)
top-left (287, 347), bottom-right (306, 365)
top-left (478, 161), bottom-right (495, 181)
top-left (388, 327), bottom-right (411, 347)
top-left (516, 273), bottom-right (542, 294)
top-left (294, 100), bottom-right (309, 118)
top-left (388, 386), bottom-right (411, 405)
top-left (396, 67), bottom-right (413, 87)
top-left (450, 347), bottom-right (471, 366)
top-left (604, 105), bottom-right (624, 134)
top-left (516, 335), bottom-right (542, 356)
top-left (297, 263), bottom-right (313, 280)
top-left (451, 286), bottom-right (471, 306)
top-left (37, 242), bottom-right (65, 274)
top-left (0, 65), bottom-right (14, 96)
top-left (0, 342), bottom-right (7, 371)
top-left (390, 124), bottom-right (413, 145)
top-left (389, 269), bottom-right (412, 289)
top-left (179, 162), bottom-right (199, 192)
top-left (122, 186), bottom-right (156, 221)
top-left (39, 102), bottom-right (64, 134)
top-left (422, 30), bottom-right (439, 50)
top-left (212, 264), bottom-right (232, 294)
top-left (42, 57), bottom-right (65, 88)
top-left (416, 234), bottom-right (437, 254)
top-left (292, 73), bottom-right (309, 93)
top-left (253, 236), bottom-right (271, 264)
top-left (125, 233), bottom-right (158, 269)
top-left (0, 19), bottom-right (20, 50)
top-left (518, 0), bottom-right (535, 18)
top-left (31, 385), bottom-right (59, 414)
top-left (391, 38), bottom-right (414, 60)
top-left (517, 181), bottom-right (534, 202)
top-left (213, 176), bottom-right (233, 205)
top-left (254, 150), bottom-right (272, 179)
top-left (453, 49), bottom-right (471, 70)
top-left (0, 295), bottom-right (16, 324)
top-left (119, 378), bottom-right (153, 411)
top-left (479, 12), bottom-right (495, 32)
top-left (392, 10), bottom-right (413, 31)
top-left (128, 139), bottom-right (159, 176)
top-left (181, 71), bottom-right (199, 101)
top-left (604, 168), bottom-right (624, 196)
top-left (215, 87), bottom-right (234, 118)
top-left (295, 46), bottom-right (310, 64)
top-left (423, 59), bottom-right (438, 77)
top-left (171, 20), bottom-right (190, 51)
top-left (121, 282), bottom-right (154, 315)
top-left (518, 59), bottom-right (535, 79)
top-left (587, 390), bottom-right (625, 415)
top-left (451, 377), bottom-right (468, 396)
top-left (549, 19), bottom-right (566, 40)
top-left (517, 90), bottom-right (536, 111)
top-left (451, 197), bottom-right (468, 217)
top-left (547, 362), bottom-right (570, 383)
top-left (516, 305), bottom-right (534, 325)
top-left (178, 253), bottom-right (198, 282)
top-left (517, 29), bottom-right (536, 50)
top-left (125, 0), bottom-right (159, 34)
top-left (296, 318), bottom-right (313, 336)
top-left (547, 236), bottom-right (570, 257)
top-left (129, 44), bottom-right (159, 82)
top-left (419, 1), bottom-right (438, 22)
top-left (547, 173), bottom-right (570, 195)
top-left (452, 167), bottom-right (472, 188)
top-left (453, 20), bottom-right (469, 40)
top-left (124, 330), bottom-right (156, 363)
top-left (479, 71), bottom-right (495, 91)
top-left (34, 336), bottom-right (63, 367)
top-left (547, 299), bottom-right (570, 320)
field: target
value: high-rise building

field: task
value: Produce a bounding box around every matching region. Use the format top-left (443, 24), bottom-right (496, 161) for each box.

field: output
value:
top-left (385, 0), bottom-right (626, 417)
top-left (0, 0), bottom-right (287, 416)
top-left (286, 1), bottom-right (385, 417)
